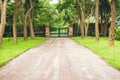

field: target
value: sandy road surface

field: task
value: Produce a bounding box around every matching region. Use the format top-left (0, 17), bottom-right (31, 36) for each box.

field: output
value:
top-left (0, 38), bottom-right (120, 80)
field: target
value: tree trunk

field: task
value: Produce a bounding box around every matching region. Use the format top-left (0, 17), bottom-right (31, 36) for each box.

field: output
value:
top-left (103, 15), bottom-right (110, 37)
top-left (28, 13), bottom-right (35, 38)
top-left (76, 0), bottom-right (85, 38)
top-left (100, 4), bottom-right (103, 36)
top-left (80, 21), bottom-right (85, 38)
top-left (28, 0), bottom-right (35, 38)
top-left (20, 0), bottom-right (27, 40)
top-left (24, 18), bottom-right (28, 40)
top-left (76, 0), bottom-right (94, 38)
top-left (20, 0), bottom-right (33, 40)
top-left (85, 5), bottom-right (94, 38)
top-left (85, 27), bottom-right (88, 38)
top-left (13, 0), bottom-right (19, 44)
top-left (100, 24), bottom-right (104, 36)
top-left (109, 0), bottom-right (116, 46)
top-left (0, 0), bottom-right (8, 47)
top-left (82, 9), bottom-right (86, 38)
top-left (0, 0), bottom-right (2, 11)
top-left (95, 0), bottom-right (99, 42)
top-left (85, 23), bottom-right (89, 38)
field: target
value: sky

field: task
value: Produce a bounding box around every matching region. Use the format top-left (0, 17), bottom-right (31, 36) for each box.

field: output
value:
top-left (50, 0), bottom-right (59, 4)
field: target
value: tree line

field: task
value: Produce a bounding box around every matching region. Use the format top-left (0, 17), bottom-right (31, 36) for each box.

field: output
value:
top-left (56, 0), bottom-right (117, 46)
top-left (0, 0), bottom-right (118, 47)
top-left (0, 0), bottom-right (36, 47)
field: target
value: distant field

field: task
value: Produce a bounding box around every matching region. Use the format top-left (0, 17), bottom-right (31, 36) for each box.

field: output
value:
top-left (0, 37), bottom-right (46, 67)
top-left (73, 37), bottom-right (120, 70)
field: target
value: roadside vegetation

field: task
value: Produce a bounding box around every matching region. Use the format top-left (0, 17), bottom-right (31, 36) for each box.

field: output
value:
top-left (0, 37), bottom-right (46, 67)
top-left (73, 37), bottom-right (120, 70)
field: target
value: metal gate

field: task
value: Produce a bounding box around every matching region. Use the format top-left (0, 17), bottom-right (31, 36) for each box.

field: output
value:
top-left (50, 27), bottom-right (69, 37)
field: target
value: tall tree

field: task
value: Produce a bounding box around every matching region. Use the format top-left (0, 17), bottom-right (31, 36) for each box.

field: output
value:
top-left (100, 0), bottom-right (110, 37)
top-left (76, 0), bottom-right (94, 38)
top-left (20, 0), bottom-right (33, 40)
top-left (20, 0), bottom-right (27, 40)
top-left (109, 0), bottom-right (116, 46)
top-left (0, 0), bottom-right (8, 47)
top-left (95, 0), bottom-right (99, 42)
top-left (13, 0), bottom-right (19, 44)
top-left (56, 0), bottom-right (76, 28)
top-left (28, 0), bottom-right (35, 38)
top-left (76, 0), bottom-right (85, 38)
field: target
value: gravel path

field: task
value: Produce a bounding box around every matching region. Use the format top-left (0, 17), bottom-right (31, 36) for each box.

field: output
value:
top-left (0, 38), bottom-right (120, 80)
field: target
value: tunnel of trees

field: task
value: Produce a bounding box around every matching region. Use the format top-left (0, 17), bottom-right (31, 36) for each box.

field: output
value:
top-left (0, 0), bottom-right (120, 47)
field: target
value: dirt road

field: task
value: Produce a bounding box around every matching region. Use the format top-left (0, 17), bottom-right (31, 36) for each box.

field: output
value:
top-left (0, 38), bottom-right (120, 80)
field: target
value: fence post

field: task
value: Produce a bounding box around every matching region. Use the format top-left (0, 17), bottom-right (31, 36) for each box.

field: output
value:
top-left (69, 25), bottom-right (73, 37)
top-left (45, 26), bottom-right (50, 38)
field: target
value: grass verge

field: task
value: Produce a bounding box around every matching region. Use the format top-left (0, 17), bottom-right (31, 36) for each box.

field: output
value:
top-left (0, 37), bottom-right (46, 67)
top-left (72, 37), bottom-right (120, 70)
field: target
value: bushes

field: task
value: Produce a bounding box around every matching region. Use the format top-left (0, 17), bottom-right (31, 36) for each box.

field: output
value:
top-left (115, 28), bottom-right (120, 40)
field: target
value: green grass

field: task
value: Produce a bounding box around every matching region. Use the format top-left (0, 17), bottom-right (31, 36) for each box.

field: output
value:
top-left (0, 37), bottom-right (46, 67)
top-left (72, 37), bottom-right (120, 69)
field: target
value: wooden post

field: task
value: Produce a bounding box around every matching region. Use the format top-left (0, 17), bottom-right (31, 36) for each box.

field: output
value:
top-left (45, 26), bottom-right (50, 38)
top-left (69, 25), bottom-right (73, 37)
